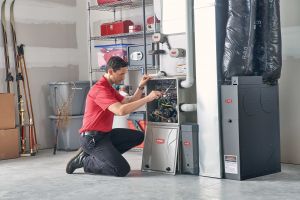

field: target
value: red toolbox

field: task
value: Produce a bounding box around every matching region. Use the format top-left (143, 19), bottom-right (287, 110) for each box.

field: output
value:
top-left (129, 25), bottom-right (142, 33)
top-left (101, 22), bottom-right (110, 36)
top-left (101, 20), bottom-right (134, 36)
top-left (97, 0), bottom-right (121, 5)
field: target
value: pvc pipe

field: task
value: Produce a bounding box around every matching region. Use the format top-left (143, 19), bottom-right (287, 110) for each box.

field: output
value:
top-left (148, 71), bottom-right (167, 78)
top-left (180, 0), bottom-right (195, 88)
top-left (180, 104), bottom-right (197, 112)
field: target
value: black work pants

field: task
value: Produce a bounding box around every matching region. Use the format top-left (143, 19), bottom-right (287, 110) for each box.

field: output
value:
top-left (80, 128), bottom-right (144, 177)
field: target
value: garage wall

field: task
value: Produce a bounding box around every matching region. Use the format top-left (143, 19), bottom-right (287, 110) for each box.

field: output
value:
top-left (279, 0), bottom-right (300, 164)
top-left (0, 0), bottom-right (88, 149)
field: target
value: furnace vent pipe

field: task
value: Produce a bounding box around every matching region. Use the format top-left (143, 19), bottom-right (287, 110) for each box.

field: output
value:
top-left (180, 0), bottom-right (195, 88)
top-left (180, 104), bottom-right (197, 112)
top-left (149, 71), bottom-right (167, 78)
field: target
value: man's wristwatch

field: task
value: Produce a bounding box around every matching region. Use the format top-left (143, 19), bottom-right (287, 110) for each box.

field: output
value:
top-left (138, 86), bottom-right (144, 90)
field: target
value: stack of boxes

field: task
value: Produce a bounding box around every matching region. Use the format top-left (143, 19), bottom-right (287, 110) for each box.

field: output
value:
top-left (0, 93), bottom-right (19, 160)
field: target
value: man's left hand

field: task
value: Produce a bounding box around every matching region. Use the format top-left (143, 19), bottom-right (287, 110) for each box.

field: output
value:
top-left (138, 74), bottom-right (151, 88)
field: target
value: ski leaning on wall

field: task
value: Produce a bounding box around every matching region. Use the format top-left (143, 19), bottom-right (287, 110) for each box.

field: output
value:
top-left (1, 0), bottom-right (13, 93)
top-left (18, 44), bottom-right (38, 155)
top-left (10, 0), bottom-right (25, 154)
top-left (9, 0), bottom-right (38, 156)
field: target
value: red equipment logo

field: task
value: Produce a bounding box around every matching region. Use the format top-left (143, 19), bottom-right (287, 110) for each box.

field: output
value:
top-left (155, 139), bottom-right (165, 144)
top-left (183, 141), bottom-right (191, 146)
top-left (225, 98), bottom-right (233, 104)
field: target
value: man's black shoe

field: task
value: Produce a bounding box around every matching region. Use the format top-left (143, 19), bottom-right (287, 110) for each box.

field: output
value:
top-left (66, 148), bottom-right (88, 174)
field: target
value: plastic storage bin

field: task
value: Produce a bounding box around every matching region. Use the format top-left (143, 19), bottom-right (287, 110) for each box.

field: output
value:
top-left (94, 44), bottom-right (132, 69)
top-left (49, 115), bottom-right (83, 151)
top-left (48, 81), bottom-right (90, 116)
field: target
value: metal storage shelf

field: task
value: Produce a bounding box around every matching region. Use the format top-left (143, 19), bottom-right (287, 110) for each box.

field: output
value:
top-left (89, 0), bottom-right (153, 11)
top-left (91, 65), bottom-right (156, 73)
top-left (129, 66), bottom-right (157, 71)
top-left (91, 68), bottom-right (106, 72)
top-left (91, 30), bottom-right (155, 41)
top-left (88, 0), bottom-right (157, 86)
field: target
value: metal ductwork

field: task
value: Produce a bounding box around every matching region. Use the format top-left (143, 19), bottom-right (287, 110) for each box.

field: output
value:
top-left (194, 0), bottom-right (225, 178)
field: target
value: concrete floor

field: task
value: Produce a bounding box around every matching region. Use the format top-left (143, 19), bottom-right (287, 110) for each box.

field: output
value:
top-left (1, 150), bottom-right (300, 200)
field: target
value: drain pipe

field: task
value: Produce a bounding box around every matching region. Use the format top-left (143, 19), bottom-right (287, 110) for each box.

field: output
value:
top-left (180, 0), bottom-right (196, 112)
top-left (180, 0), bottom-right (195, 89)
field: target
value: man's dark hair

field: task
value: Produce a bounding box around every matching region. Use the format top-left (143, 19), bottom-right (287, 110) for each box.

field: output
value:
top-left (106, 56), bottom-right (128, 72)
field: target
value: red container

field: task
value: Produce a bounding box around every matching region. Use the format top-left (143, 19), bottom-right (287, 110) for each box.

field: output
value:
top-left (101, 22), bottom-right (110, 36)
top-left (97, 0), bottom-right (120, 5)
top-left (129, 25), bottom-right (142, 33)
top-left (147, 16), bottom-right (160, 24)
top-left (100, 20), bottom-right (134, 36)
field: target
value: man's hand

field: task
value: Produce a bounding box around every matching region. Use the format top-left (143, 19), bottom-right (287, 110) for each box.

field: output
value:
top-left (138, 74), bottom-right (151, 88)
top-left (146, 91), bottom-right (162, 102)
top-left (109, 90), bottom-right (162, 116)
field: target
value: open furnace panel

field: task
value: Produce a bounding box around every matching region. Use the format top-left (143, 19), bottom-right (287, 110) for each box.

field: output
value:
top-left (147, 79), bottom-right (178, 123)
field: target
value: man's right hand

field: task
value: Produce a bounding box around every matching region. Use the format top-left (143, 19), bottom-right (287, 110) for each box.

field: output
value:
top-left (109, 90), bottom-right (162, 115)
top-left (146, 91), bottom-right (162, 102)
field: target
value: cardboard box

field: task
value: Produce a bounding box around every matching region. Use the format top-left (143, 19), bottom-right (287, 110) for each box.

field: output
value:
top-left (0, 93), bottom-right (16, 129)
top-left (0, 128), bottom-right (19, 160)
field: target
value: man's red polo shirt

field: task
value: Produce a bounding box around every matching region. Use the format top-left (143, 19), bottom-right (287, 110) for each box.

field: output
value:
top-left (79, 76), bottom-right (124, 133)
